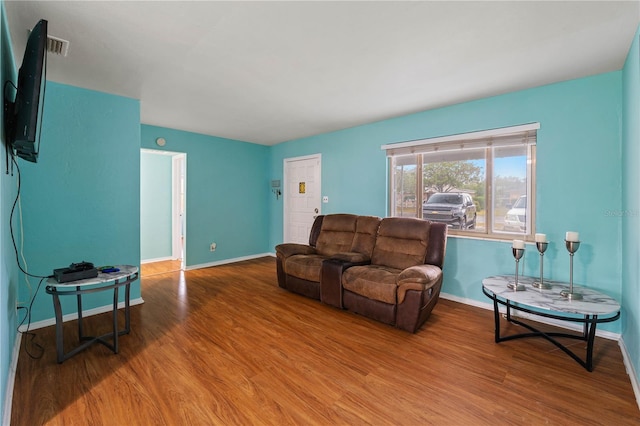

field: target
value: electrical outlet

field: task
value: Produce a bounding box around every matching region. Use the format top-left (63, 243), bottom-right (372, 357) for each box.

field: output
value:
top-left (210, 242), bottom-right (217, 252)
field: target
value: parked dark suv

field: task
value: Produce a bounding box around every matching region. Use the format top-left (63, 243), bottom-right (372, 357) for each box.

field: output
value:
top-left (422, 192), bottom-right (477, 229)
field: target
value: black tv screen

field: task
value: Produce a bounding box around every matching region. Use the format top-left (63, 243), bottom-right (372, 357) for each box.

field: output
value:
top-left (6, 19), bottom-right (48, 163)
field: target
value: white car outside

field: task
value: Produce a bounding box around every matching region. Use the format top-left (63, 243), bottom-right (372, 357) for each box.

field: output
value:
top-left (503, 195), bottom-right (527, 232)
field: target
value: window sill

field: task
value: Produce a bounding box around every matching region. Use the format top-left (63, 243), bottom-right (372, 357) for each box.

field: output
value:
top-left (446, 231), bottom-right (533, 244)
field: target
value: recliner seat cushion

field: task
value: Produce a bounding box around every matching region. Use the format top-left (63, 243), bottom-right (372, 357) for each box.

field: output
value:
top-left (342, 265), bottom-right (401, 304)
top-left (285, 254), bottom-right (325, 282)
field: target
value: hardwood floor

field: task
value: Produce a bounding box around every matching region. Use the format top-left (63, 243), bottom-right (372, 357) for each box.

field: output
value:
top-left (11, 257), bottom-right (640, 425)
top-left (140, 259), bottom-right (182, 277)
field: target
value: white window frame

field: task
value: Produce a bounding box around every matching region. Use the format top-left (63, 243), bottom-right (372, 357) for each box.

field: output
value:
top-left (383, 123), bottom-right (538, 241)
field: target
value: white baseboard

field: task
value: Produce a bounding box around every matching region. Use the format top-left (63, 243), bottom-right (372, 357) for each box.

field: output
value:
top-left (2, 332), bottom-right (22, 426)
top-left (619, 338), bottom-right (640, 410)
top-left (185, 253), bottom-right (273, 271)
top-left (17, 297), bottom-right (145, 332)
top-left (141, 256), bottom-right (174, 264)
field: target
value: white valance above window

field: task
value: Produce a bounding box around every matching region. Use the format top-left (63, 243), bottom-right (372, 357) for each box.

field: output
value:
top-left (381, 123), bottom-right (539, 157)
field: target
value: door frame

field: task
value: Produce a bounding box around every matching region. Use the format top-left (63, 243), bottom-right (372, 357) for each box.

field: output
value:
top-left (283, 153), bottom-right (322, 243)
top-left (171, 153), bottom-right (186, 266)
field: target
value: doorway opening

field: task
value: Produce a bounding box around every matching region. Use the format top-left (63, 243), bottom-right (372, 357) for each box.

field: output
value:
top-left (140, 149), bottom-right (186, 277)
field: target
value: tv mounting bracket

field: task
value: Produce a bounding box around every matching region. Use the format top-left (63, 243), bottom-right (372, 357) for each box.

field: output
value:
top-left (3, 83), bottom-right (16, 175)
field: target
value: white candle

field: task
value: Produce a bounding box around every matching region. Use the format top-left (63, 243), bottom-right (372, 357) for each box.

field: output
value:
top-left (512, 239), bottom-right (525, 249)
top-left (535, 233), bottom-right (547, 243)
top-left (566, 231), bottom-right (580, 242)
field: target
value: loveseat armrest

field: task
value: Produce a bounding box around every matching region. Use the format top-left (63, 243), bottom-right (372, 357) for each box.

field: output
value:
top-left (396, 265), bottom-right (444, 333)
top-left (275, 243), bottom-right (317, 259)
top-left (397, 264), bottom-right (442, 304)
top-left (320, 256), bottom-right (370, 308)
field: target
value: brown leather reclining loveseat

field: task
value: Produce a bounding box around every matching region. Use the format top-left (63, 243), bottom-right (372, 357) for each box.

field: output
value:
top-left (276, 214), bottom-right (447, 333)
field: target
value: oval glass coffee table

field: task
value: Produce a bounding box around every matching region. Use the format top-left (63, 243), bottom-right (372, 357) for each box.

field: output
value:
top-left (45, 265), bottom-right (139, 363)
top-left (482, 275), bottom-right (620, 372)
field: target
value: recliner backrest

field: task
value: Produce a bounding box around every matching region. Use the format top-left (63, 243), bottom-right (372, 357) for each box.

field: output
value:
top-left (315, 214), bottom-right (358, 256)
top-left (350, 216), bottom-right (381, 257)
top-left (371, 217), bottom-right (432, 270)
top-left (424, 222), bottom-right (447, 269)
top-left (308, 215), bottom-right (325, 247)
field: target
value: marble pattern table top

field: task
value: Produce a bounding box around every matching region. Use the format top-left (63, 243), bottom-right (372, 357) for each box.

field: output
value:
top-left (482, 275), bottom-right (620, 316)
top-left (47, 265), bottom-right (139, 288)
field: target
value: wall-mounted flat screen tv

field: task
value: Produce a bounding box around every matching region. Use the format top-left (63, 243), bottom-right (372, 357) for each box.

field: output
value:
top-left (4, 19), bottom-right (48, 163)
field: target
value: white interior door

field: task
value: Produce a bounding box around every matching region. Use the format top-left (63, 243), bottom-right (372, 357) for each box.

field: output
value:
top-left (283, 154), bottom-right (321, 243)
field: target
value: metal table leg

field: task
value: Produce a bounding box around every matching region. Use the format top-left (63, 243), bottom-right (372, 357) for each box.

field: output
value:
top-left (77, 286), bottom-right (84, 340)
top-left (51, 292), bottom-right (65, 364)
top-left (112, 286), bottom-right (119, 353)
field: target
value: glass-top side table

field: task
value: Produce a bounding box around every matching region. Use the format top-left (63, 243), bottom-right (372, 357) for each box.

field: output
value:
top-left (482, 275), bottom-right (620, 372)
top-left (45, 265), bottom-right (139, 363)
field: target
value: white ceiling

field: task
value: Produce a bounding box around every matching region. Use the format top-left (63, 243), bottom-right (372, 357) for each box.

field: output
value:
top-left (4, 1), bottom-right (640, 145)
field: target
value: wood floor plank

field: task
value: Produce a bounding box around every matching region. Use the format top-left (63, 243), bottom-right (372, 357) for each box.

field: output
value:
top-left (11, 257), bottom-right (640, 425)
top-left (140, 259), bottom-right (182, 277)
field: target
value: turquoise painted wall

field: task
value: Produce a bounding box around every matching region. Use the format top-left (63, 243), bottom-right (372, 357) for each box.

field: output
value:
top-left (0, 1), bottom-right (17, 421)
top-left (622, 25), bottom-right (640, 390)
top-left (140, 151), bottom-right (172, 261)
top-left (270, 72), bottom-right (624, 333)
top-left (140, 125), bottom-right (270, 267)
top-left (17, 82), bottom-right (141, 323)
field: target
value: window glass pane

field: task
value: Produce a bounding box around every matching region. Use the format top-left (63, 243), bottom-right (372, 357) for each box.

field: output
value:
top-left (422, 149), bottom-right (486, 231)
top-left (387, 127), bottom-right (536, 240)
top-left (391, 155), bottom-right (419, 217)
top-left (493, 146), bottom-right (528, 234)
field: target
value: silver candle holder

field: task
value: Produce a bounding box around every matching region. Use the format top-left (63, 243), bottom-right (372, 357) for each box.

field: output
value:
top-left (560, 240), bottom-right (583, 300)
top-left (507, 247), bottom-right (526, 291)
top-left (532, 241), bottom-right (550, 289)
